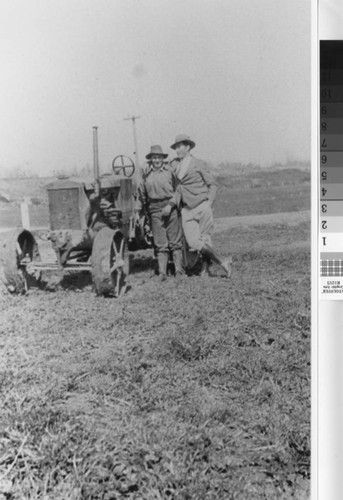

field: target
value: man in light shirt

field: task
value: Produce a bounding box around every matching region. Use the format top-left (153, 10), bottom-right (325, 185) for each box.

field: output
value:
top-left (162, 134), bottom-right (232, 277)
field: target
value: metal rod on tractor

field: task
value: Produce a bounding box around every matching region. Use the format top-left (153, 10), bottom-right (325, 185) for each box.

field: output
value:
top-left (124, 115), bottom-right (141, 191)
top-left (93, 126), bottom-right (100, 197)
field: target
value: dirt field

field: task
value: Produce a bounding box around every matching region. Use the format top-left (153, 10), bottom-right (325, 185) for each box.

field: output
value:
top-left (0, 206), bottom-right (310, 499)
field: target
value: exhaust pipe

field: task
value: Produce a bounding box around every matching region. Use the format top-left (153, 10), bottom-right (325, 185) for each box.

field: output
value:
top-left (93, 126), bottom-right (100, 197)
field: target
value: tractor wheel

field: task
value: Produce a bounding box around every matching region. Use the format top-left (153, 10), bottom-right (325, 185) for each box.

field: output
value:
top-left (2, 230), bottom-right (41, 294)
top-left (91, 227), bottom-right (129, 297)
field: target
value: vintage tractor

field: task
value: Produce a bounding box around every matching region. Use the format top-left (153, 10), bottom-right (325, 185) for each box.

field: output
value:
top-left (2, 127), bottom-right (152, 297)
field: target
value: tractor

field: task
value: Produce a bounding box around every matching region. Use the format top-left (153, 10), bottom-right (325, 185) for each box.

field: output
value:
top-left (2, 127), bottom-right (152, 297)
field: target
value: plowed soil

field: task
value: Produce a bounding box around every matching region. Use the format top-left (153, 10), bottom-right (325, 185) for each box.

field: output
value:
top-left (0, 211), bottom-right (310, 499)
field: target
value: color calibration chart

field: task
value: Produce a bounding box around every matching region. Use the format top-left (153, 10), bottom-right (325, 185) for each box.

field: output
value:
top-left (320, 41), bottom-right (343, 297)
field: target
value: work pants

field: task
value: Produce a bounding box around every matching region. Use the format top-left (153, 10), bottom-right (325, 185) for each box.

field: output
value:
top-left (149, 201), bottom-right (183, 254)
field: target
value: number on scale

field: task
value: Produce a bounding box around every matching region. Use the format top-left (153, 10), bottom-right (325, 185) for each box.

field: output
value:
top-left (322, 187), bottom-right (327, 197)
top-left (322, 220), bottom-right (327, 230)
top-left (321, 171), bottom-right (327, 181)
top-left (321, 154), bottom-right (327, 164)
top-left (322, 237), bottom-right (326, 246)
top-left (321, 72), bottom-right (332, 84)
top-left (321, 105), bottom-right (327, 115)
top-left (321, 122), bottom-right (327, 131)
top-left (321, 89), bottom-right (332, 99)
top-left (321, 204), bottom-right (327, 214)
top-left (321, 138), bottom-right (327, 148)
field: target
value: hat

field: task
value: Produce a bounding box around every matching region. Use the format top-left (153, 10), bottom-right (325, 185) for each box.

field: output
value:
top-left (170, 134), bottom-right (196, 150)
top-left (145, 145), bottom-right (169, 160)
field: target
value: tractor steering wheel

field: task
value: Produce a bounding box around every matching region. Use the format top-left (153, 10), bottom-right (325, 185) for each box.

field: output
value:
top-left (112, 155), bottom-right (135, 178)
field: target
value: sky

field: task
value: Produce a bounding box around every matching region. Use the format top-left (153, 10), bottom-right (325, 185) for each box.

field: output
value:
top-left (0, 0), bottom-right (311, 177)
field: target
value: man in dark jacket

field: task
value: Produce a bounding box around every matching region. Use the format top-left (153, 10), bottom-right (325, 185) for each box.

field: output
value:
top-left (162, 134), bottom-right (232, 277)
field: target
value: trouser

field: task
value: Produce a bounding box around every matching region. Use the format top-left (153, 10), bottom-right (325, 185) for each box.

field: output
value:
top-left (149, 201), bottom-right (183, 254)
top-left (181, 200), bottom-right (214, 251)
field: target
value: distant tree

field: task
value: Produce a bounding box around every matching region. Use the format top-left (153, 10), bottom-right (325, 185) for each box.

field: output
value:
top-left (0, 164), bottom-right (41, 179)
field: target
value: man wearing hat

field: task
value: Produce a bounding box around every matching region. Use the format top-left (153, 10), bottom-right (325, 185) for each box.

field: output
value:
top-left (162, 134), bottom-right (232, 277)
top-left (138, 145), bottom-right (184, 281)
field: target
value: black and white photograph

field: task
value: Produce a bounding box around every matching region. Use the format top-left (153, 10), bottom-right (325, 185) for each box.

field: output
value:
top-left (0, 0), bottom-right (311, 498)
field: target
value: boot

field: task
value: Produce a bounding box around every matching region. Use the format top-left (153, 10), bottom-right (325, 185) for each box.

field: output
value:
top-left (201, 243), bottom-right (232, 278)
top-left (200, 255), bottom-right (211, 277)
top-left (172, 249), bottom-right (185, 279)
top-left (157, 253), bottom-right (169, 281)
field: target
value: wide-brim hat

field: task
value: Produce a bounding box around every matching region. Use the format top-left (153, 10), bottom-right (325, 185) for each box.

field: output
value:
top-left (145, 145), bottom-right (169, 160)
top-left (170, 134), bottom-right (196, 150)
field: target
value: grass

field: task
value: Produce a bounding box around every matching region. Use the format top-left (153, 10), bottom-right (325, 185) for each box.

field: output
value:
top-left (0, 221), bottom-right (310, 499)
top-left (213, 184), bottom-right (310, 218)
